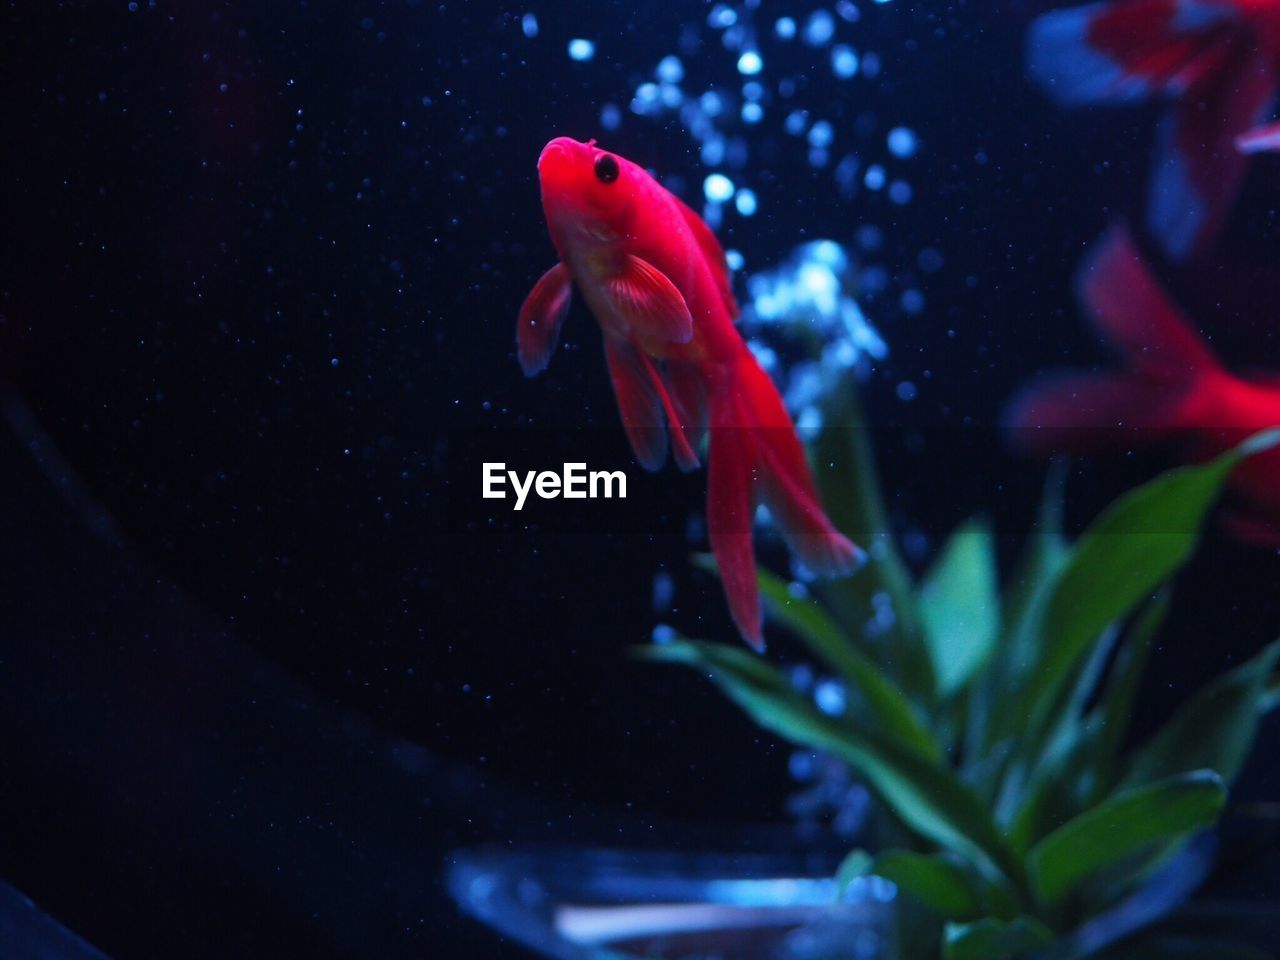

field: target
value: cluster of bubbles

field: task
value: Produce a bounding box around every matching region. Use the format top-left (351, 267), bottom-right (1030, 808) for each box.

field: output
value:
top-left (612, 2), bottom-right (918, 236)
top-left (742, 239), bottom-right (888, 439)
top-left (785, 665), bottom-right (874, 839)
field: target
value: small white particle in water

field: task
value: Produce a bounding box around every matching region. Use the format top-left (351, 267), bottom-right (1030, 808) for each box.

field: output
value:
top-left (807, 120), bottom-right (833, 148)
top-left (918, 247), bottom-right (944, 272)
top-left (804, 10), bottom-right (836, 46)
top-left (835, 154), bottom-right (860, 195)
top-left (737, 50), bottom-right (763, 75)
top-left (704, 172), bottom-right (735, 202)
top-left (901, 289), bottom-right (926, 314)
top-left (741, 101), bottom-right (763, 124)
top-left (701, 136), bottom-right (726, 166)
top-left (887, 126), bottom-right (918, 159)
top-left (896, 380), bottom-right (918, 401)
top-left (861, 52), bottom-right (882, 78)
top-left (784, 109), bottom-right (809, 136)
top-left (888, 179), bottom-right (913, 204)
top-left (708, 3), bottom-right (737, 28)
top-left (652, 624), bottom-right (676, 645)
top-left (726, 249), bottom-right (745, 271)
top-left (656, 55), bottom-right (684, 84)
top-left (520, 12), bottom-right (538, 38)
top-left (652, 571), bottom-right (675, 610)
top-left (775, 16), bottom-right (797, 39)
top-left (836, 0), bottom-right (861, 21)
top-left (722, 23), bottom-right (746, 51)
top-left (832, 45), bottom-right (858, 78)
top-left (567, 38), bottom-right (595, 61)
top-left (789, 751), bottom-right (816, 781)
top-left (631, 82), bottom-right (660, 115)
top-left (864, 164), bottom-right (886, 190)
top-left (735, 188), bottom-right (758, 216)
top-left (600, 102), bottom-right (621, 130)
top-left (814, 679), bottom-right (847, 716)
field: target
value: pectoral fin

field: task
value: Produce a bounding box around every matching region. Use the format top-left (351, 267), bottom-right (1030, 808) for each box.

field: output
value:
top-left (604, 255), bottom-right (693, 345)
top-left (602, 335), bottom-right (700, 472)
top-left (604, 335), bottom-right (668, 471)
top-left (517, 262), bottom-right (572, 376)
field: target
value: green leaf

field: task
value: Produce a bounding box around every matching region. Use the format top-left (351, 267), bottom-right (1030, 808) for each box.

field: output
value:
top-left (639, 639), bottom-right (1023, 889)
top-left (1087, 592), bottom-right (1169, 791)
top-left (693, 555), bottom-right (942, 761)
top-left (869, 850), bottom-right (984, 921)
top-left (1005, 595), bottom-right (1170, 855)
top-left (1027, 770), bottom-right (1225, 904)
top-left (943, 916), bottom-right (1053, 960)
top-left (969, 463), bottom-right (1070, 773)
top-left (920, 519), bottom-right (1000, 698)
top-left (1261, 672), bottom-right (1280, 715)
top-left (811, 390), bottom-right (936, 702)
top-left (1010, 436), bottom-right (1275, 743)
top-left (1120, 640), bottom-right (1280, 790)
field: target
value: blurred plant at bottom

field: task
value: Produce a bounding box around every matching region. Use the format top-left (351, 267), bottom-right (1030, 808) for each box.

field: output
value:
top-left (642, 376), bottom-right (1280, 958)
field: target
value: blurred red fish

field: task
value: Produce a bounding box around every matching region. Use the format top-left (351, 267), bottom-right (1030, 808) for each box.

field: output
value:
top-left (1028, 0), bottom-right (1280, 258)
top-left (1008, 226), bottom-right (1280, 542)
top-left (518, 137), bottom-right (862, 648)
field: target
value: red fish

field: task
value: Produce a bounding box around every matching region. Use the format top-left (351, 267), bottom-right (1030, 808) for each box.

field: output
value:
top-left (1007, 226), bottom-right (1280, 542)
top-left (1028, 0), bottom-right (1280, 259)
top-left (518, 137), bottom-right (862, 648)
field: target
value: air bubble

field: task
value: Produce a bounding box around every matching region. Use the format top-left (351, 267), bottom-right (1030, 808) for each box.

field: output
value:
top-left (703, 172), bottom-right (735, 202)
top-left (567, 38), bottom-right (595, 61)
top-left (736, 50), bottom-right (763, 75)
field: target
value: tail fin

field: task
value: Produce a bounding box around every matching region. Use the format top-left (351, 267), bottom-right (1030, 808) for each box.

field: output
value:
top-left (1147, 48), bottom-right (1276, 258)
top-left (707, 352), bottom-right (863, 649)
top-left (1008, 226), bottom-right (1220, 454)
top-left (1026, 0), bottom-right (1273, 258)
top-left (1027, 0), bottom-right (1243, 106)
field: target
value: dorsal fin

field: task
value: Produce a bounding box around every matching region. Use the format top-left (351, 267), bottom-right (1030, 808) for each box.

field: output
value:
top-left (673, 195), bottom-right (739, 320)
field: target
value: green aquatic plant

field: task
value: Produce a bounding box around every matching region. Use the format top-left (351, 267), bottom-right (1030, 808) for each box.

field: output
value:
top-left (644, 394), bottom-right (1280, 959)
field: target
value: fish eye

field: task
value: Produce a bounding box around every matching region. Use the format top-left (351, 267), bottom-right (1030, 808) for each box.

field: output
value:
top-left (594, 154), bottom-right (619, 184)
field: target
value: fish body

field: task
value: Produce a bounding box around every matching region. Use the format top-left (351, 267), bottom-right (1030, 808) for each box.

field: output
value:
top-left (518, 137), bottom-right (861, 648)
top-left (1008, 226), bottom-right (1280, 541)
top-left (1028, 0), bottom-right (1280, 258)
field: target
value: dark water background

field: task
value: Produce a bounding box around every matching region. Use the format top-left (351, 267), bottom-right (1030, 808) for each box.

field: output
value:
top-left (2, 1), bottom-right (1280, 956)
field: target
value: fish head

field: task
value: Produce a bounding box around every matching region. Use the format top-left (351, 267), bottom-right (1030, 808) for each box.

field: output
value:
top-left (537, 137), bottom-right (643, 249)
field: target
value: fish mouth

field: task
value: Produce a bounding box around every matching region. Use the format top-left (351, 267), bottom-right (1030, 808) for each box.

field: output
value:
top-left (537, 137), bottom-right (580, 177)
